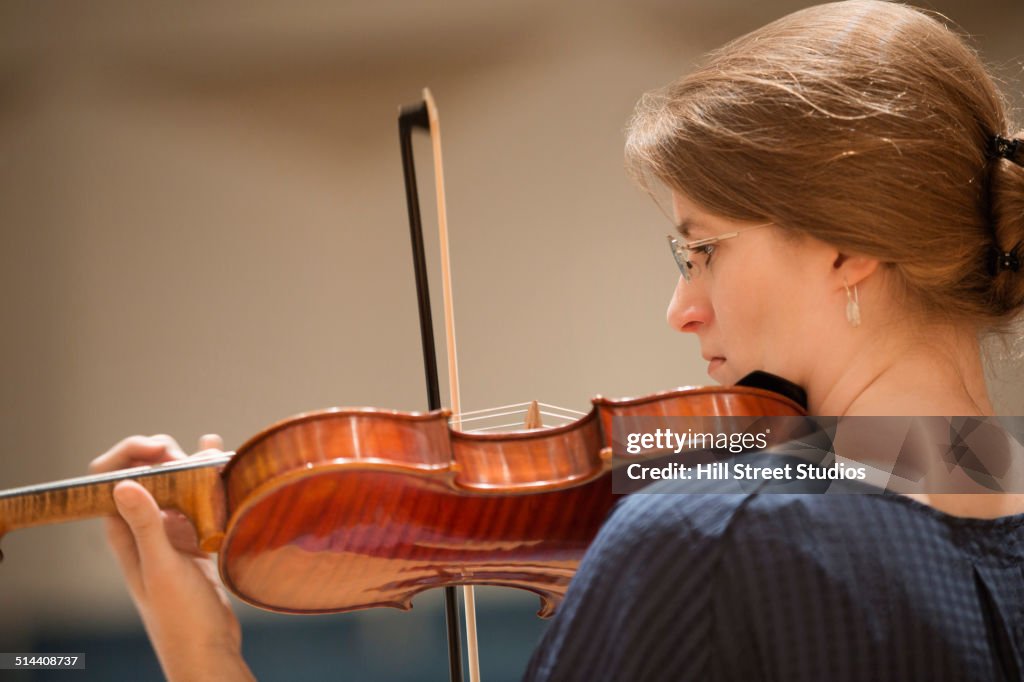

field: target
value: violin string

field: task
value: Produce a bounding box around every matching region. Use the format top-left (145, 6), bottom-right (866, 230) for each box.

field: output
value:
top-left (453, 409), bottom-right (532, 424)
top-left (452, 409), bottom-right (581, 425)
top-left (454, 409), bottom-right (584, 424)
top-left (534, 402), bottom-right (588, 416)
top-left (0, 453), bottom-right (234, 499)
top-left (456, 411), bottom-right (583, 433)
top-left (453, 402), bottom-right (535, 417)
top-left (451, 403), bottom-right (587, 422)
top-left (536, 410), bottom-right (584, 420)
top-left (460, 421), bottom-right (545, 433)
top-left (453, 401), bottom-right (588, 418)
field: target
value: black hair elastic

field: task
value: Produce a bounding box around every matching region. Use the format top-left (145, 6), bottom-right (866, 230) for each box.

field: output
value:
top-left (990, 135), bottom-right (1022, 164)
top-left (990, 241), bottom-right (1022, 275)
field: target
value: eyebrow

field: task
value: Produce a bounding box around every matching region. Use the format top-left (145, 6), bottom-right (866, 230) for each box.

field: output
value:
top-left (674, 218), bottom-right (703, 239)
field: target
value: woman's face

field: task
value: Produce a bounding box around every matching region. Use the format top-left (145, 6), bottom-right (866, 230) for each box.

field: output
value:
top-left (666, 191), bottom-right (838, 387)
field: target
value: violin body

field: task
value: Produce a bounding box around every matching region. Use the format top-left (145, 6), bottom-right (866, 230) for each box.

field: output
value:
top-left (221, 413), bottom-right (610, 614)
top-left (0, 380), bottom-right (805, 617)
top-left (216, 383), bottom-right (805, 616)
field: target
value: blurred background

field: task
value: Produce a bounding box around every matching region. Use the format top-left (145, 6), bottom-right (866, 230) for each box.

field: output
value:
top-left (1, 0), bottom-right (1022, 680)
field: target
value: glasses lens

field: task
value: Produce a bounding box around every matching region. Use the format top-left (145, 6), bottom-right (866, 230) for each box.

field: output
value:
top-left (668, 236), bottom-right (693, 281)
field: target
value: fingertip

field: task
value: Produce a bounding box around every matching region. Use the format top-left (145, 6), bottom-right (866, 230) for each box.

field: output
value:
top-left (198, 433), bottom-right (224, 450)
top-left (111, 481), bottom-right (174, 563)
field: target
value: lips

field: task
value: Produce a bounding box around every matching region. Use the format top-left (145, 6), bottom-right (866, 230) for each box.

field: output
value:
top-left (706, 357), bottom-right (725, 374)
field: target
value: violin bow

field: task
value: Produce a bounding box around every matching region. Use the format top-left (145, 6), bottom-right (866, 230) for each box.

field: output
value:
top-left (398, 88), bottom-right (482, 682)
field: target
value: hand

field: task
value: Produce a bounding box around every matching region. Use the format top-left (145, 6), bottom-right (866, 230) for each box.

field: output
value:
top-left (90, 435), bottom-right (255, 681)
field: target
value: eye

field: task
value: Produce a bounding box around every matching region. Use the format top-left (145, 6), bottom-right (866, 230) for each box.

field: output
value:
top-left (698, 243), bottom-right (716, 266)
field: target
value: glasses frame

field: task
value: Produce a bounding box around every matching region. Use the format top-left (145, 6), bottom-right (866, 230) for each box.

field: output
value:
top-left (667, 223), bottom-right (772, 282)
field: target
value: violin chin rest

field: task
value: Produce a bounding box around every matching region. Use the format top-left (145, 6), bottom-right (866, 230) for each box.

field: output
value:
top-left (736, 371), bottom-right (807, 411)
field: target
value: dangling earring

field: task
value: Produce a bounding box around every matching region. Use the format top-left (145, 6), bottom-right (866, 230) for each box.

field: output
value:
top-left (844, 279), bottom-right (861, 328)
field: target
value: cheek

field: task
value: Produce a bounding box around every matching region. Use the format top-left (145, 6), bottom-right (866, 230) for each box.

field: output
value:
top-left (712, 265), bottom-right (811, 357)
top-left (711, 277), bottom-right (768, 343)
top-left (712, 255), bottom-right (778, 328)
top-left (709, 237), bottom-right (828, 380)
top-left (759, 273), bottom-right (825, 361)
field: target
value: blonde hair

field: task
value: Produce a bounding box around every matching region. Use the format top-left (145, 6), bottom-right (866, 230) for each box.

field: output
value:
top-left (626, 0), bottom-right (1024, 334)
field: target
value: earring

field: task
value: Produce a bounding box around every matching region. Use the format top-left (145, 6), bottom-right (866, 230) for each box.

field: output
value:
top-left (844, 279), bottom-right (861, 327)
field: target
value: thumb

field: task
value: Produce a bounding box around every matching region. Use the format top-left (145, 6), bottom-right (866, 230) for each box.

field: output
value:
top-left (112, 481), bottom-right (175, 567)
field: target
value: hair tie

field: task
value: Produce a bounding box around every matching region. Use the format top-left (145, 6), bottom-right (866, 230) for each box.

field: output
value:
top-left (990, 135), bottom-right (1022, 164)
top-left (990, 241), bottom-right (1022, 275)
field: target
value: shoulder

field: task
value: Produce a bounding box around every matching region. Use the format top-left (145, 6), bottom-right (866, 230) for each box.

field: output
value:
top-left (576, 452), bottom-right (857, 589)
top-left (599, 453), bottom-right (869, 556)
top-left (614, 452), bottom-right (927, 550)
top-left (541, 486), bottom-right (752, 611)
top-left (523, 454), bottom-right (938, 681)
top-left (522, 480), bottom-right (763, 681)
top-left (596, 484), bottom-right (752, 555)
top-left (597, 452), bottom-right (828, 545)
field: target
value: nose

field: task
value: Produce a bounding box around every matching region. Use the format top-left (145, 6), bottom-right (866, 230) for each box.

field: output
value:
top-left (666, 275), bottom-right (711, 333)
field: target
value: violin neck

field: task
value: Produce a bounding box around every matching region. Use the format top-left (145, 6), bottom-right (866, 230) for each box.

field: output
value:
top-left (0, 456), bottom-right (230, 557)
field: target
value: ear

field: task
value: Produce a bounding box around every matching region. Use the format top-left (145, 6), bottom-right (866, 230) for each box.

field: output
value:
top-left (831, 252), bottom-right (879, 289)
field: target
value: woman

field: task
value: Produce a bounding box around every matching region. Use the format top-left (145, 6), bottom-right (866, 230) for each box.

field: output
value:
top-left (92, 1), bottom-right (1024, 679)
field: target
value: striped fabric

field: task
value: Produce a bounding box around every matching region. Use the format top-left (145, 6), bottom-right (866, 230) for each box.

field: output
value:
top-left (523, 454), bottom-right (1024, 681)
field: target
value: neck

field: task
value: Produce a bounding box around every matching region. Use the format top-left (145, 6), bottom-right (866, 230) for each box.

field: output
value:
top-left (809, 323), bottom-right (994, 417)
top-left (804, 323), bottom-right (1024, 519)
top-left (0, 455), bottom-right (229, 554)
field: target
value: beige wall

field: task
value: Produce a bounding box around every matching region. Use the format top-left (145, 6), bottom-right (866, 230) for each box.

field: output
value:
top-left (1, 0), bottom-right (1022, 638)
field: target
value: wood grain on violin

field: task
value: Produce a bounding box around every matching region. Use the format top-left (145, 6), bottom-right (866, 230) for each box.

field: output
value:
top-left (0, 457), bottom-right (227, 555)
top-left (0, 383), bottom-right (804, 617)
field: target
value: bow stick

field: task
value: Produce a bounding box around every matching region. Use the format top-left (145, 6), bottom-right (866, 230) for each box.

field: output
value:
top-left (398, 88), bottom-right (482, 682)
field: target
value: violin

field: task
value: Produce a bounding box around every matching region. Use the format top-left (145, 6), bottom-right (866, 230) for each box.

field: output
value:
top-left (0, 376), bottom-right (805, 618)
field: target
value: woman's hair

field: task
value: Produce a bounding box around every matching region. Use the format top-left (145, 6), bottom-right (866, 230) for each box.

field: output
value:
top-left (626, 0), bottom-right (1024, 335)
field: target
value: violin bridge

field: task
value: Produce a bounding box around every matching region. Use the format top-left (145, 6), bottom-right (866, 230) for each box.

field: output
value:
top-left (524, 401), bottom-right (543, 429)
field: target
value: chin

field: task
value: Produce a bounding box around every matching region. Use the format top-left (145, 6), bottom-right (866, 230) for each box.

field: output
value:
top-left (715, 364), bottom-right (746, 387)
top-left (707, 362), bottom-right (730, 385)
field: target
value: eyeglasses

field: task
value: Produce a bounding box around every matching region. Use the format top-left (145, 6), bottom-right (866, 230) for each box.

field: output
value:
top-left (667, 223), bottom-right (772, 282)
